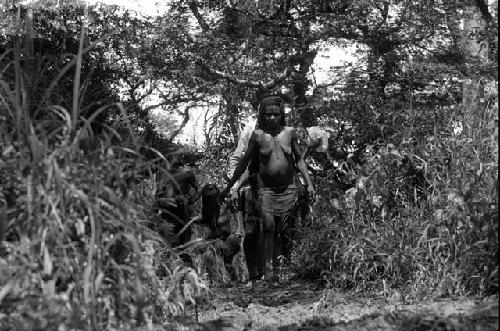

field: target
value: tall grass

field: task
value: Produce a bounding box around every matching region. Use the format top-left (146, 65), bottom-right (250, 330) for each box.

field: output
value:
top-left (296, 84), bottom-right (498, 300)
top-left (0, 5), bottom-right (197, 330)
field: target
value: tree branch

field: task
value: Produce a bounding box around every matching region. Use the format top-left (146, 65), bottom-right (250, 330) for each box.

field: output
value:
top-left (167, 105), bottom-right (194, 143)
top-left (197, 59), bottom-right (292, 90)
top-left (142, 94), bottom-right (204, 113)
top-left (188, 0), bottom-right (210, 31)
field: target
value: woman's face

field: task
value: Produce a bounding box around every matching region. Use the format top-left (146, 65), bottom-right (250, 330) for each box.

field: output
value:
top-left (263, 105), bottom-right (281, 130)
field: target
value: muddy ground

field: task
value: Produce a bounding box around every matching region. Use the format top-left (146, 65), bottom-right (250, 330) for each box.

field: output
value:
top-left (165, 278), bottom-right (498, 331)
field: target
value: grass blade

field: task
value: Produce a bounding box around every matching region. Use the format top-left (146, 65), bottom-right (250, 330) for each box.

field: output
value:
top-left (72, 5), bottom-right (87, 137)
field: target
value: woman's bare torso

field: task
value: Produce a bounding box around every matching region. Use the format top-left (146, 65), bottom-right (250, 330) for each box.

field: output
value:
top-left (253, 127), bottom-right (296, 189)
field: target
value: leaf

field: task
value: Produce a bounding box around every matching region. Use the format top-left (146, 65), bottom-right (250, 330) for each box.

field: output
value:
top-left (2, 145), bottom-right (14, 157)
top-left (94, 271), bottom-right (104, 294)
top-left (26, 174), bottom-right (33, 220)
top-left (83, 261), bottom-right (92, 303)
top-left (76, 218), bottom-right (85, 236)
top-left (102, 186), bottom-right (123, 208)
top-left (0, 280), bottom-right (15, 304)
top-left (52, 158), bottom-right (65, 195)
top-left (47, 105), bottom-right (72, 133)
top-left (43, 247), bottom-right (53, 276)
top-left (68, 184), bottom-right (90, 205)
top-left (0, 206), bottom-right (7, 242)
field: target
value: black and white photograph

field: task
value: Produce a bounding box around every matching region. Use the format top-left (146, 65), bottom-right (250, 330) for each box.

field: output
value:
top-left (0, 0), bottom-right (498, 330)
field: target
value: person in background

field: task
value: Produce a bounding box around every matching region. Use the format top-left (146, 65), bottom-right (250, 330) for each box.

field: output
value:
top-left (297, 106), bottom-right (329, 164)
top-left (155, 156), bottom-right (200, 249)
top-left (294, 106), bottom-right (329, 228)
top-left (226, 114), bottom-right (263, 283)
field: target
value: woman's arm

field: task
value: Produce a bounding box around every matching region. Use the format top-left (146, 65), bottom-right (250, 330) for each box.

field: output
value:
top-left (234, 169), bottom-right (250, 191)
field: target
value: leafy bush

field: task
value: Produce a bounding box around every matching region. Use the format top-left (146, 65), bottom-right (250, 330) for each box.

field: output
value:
top-left (0, 10), bottom-right (204, 328)
top-left (0, 100), bottom-right (210, 329)
top-left (296, 85), bottom-right (498, 299)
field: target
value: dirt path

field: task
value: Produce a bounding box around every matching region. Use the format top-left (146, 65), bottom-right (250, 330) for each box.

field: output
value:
top-left (177, 280), bottom-right (499, 331)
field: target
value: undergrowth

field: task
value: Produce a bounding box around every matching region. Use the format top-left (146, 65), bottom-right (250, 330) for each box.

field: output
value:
top-left (296, 86), bottom-right (498, 300)
top-left (0, 8), bottom-right (201, 330)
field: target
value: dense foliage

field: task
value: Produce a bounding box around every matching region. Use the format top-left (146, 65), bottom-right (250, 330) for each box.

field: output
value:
top-left (0, 0), bottom-right (497, 329)
top-left (297, 92), bottom-right (498, 298)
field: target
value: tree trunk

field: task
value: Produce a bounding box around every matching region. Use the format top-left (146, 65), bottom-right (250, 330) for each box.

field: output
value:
top-left (461, 1), bottom-right (489, 137)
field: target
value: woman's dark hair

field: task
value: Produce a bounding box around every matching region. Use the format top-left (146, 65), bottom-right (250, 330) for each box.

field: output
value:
top-left (256, 95), bottom-right (286, 129)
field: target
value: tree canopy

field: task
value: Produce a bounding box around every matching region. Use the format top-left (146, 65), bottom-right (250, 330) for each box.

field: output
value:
top-left (1, 0), bottom-right (496, 152)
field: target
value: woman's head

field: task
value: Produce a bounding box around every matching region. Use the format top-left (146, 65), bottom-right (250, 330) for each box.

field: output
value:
top-left (257, 95), bottom-right (286, 131)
